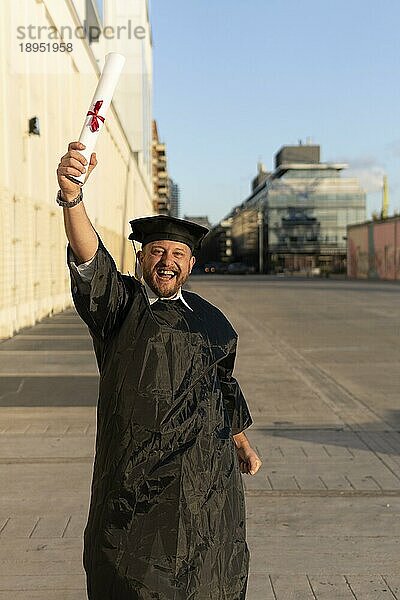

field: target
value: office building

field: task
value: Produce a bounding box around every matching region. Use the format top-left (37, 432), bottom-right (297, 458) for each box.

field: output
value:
top-left (152, 120), bottom-right (170, 215)
top-left (199, 217), bottom-right (233, 266)
top-left (231, 143), bottom-right (366, 273)
top-left (169, 178), bottom-right (180, 218)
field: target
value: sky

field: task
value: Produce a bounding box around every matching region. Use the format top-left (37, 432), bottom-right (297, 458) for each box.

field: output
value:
top-left (150, 0), bottom-right (400, 224)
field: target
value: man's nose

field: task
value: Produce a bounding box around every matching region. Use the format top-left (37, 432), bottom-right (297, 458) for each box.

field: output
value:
top-left (161, 251), bottom-right (176, 265)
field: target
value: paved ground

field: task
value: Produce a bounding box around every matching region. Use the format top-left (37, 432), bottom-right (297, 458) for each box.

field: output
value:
top-left (0, 275), bottom-right (400, 599)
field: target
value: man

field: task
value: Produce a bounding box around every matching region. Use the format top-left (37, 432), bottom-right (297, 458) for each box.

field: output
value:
top-left (57, 142), bottom-right (262, 600)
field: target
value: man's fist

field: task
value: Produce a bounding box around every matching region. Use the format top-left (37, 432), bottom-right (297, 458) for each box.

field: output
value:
top-left (236, 444), bottom-right (262, 476)
top-left (57, 141), bottom-right (98, 201)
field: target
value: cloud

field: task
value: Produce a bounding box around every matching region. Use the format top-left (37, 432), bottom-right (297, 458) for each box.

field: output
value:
top-left (339, 155), bottom-right (385, 194)
top-left (347, 166), bottom-right (385, 193)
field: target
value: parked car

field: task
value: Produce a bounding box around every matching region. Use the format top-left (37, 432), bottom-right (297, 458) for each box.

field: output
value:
top-left (204, 262), bottom-right (228, 274)
top-left (191, 265), bottom-right (205, 275)
top-left (227, 262), bottom-right (251, 275)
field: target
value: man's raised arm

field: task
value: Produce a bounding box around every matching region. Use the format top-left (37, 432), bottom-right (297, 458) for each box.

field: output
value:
top-left (57, 141), bottom-right (99, 264)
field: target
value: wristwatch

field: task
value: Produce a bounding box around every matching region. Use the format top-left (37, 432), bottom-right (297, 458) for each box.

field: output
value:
top-left (56, 188), bottom-right (83, 207)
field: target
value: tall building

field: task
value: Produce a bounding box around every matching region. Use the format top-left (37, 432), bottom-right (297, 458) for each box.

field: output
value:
top-left (198, 217), bottom-right (233, 266)
top-left (183, 216), bottom-right (212, 230)
top-left (230, 143), bottom-right (366, 273)
top-left (0, 0), bottom-right (153, 339)
top-left (169, 178), bottom-right (180, 218)
top-left (152, 120), bottom-right (170, 215)
top-left (104, 1), bottom-right (153, 184)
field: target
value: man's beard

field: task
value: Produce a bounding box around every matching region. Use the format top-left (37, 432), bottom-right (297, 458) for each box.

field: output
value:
top-left (142, 264), bottom-right (189, 298)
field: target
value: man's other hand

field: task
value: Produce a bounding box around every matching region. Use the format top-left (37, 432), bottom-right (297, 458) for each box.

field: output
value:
top-left (236, 444), bottom-right (262, 476)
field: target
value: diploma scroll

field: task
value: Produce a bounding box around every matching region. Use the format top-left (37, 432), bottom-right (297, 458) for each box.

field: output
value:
top-left (67, 52), bottom-right (126, 186)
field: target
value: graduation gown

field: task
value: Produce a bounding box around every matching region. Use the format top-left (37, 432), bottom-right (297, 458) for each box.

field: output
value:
top-left (67, 236), bottom-right (253, 600)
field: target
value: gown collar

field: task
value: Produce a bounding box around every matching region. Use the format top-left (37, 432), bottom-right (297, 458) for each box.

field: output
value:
top-left (143, 280), bottom-right (193, 311)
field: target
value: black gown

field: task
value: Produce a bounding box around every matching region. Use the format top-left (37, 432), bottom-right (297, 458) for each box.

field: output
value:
top-left (67, 235), bottom-right (253, 600)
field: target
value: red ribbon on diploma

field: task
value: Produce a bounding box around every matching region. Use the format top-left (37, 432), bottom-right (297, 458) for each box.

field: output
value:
top-left (87, 100), bottom-right (105, 132)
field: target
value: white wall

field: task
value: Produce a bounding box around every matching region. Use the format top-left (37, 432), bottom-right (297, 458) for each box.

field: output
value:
top-left (0, 0), bottom-right (154, 338)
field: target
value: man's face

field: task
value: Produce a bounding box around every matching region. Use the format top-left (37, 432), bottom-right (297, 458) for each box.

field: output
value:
top-left (138, 240), bottom-right (196, 298)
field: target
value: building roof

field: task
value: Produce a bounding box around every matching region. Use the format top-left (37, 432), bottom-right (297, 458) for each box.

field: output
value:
top-left (274, 162), bottom-right (348, 178)
top-left (347, 214), bottom-right (400, 229)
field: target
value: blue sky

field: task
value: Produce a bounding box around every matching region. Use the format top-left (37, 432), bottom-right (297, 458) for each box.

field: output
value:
top-left (150, 0), bottom-right (400, 224)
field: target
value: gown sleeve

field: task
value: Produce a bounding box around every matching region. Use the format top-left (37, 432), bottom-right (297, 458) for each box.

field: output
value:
top-left (217, 338), bottom-right (253, 435)
top-left (67, 232), bottom-right (134, 340)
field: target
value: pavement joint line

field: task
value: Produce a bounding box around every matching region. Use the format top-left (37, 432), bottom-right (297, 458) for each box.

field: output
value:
top-left (16, 323), bottom-right (85, 327)
top-left (0, 434), bottom-right (93, 438)
top-left (381, 575), bottom-right (399, 600)
top-left (268, 574), bottom-right (277, 600)
top-left (318, 476), bottom-right (328, 490)
top-left (25, 424), bottom-right (50, 434)
top-left (244, 489), bottom-right (400, 497)
top-left (343, 576), bottom-right (358, 599)
top-left (28, 517), bottom-right (41, 538)
top-left (0, 588), bottom-right (86, 592)
top-left (370, 475), bottom-right (384, 491)
top-left (305, 573), bottom-right (318, 600)
top-left (0, 351), bottom-right (92, 354)
top-left (0, 373), bottom-right (97, 377)
top-left (292, 475), bottom-right (301, 490)
top-left (344, 475), bottom-right (356, 490)
top-left (61, 515), bottom-right (72, 539)
top-left (0, 518), bottom-right (10, 535)
top-left (0, 457), bottom-right (93, 464)
top-left (4, 424), bottom-right (30, 434)
top-left (12, 335), bottom-right (90, 340)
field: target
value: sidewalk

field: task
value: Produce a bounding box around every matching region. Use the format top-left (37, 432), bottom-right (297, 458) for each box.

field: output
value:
top-left (0, 310), bottom-right (95, 599)
top-left (0, 276), bottom-right (400, 599)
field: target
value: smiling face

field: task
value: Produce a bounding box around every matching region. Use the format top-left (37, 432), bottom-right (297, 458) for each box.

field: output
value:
top-left (137, 239), bottom-right (196, 298)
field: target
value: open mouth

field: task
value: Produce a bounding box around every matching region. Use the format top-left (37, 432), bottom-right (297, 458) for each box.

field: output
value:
top-left (155, 268), bottom-right (178, 282)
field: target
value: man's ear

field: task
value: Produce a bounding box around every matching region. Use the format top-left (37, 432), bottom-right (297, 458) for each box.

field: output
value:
top-left (189, 255), bottom-right (196, 273)
top-left (135, 249), bottom-right (144, 281)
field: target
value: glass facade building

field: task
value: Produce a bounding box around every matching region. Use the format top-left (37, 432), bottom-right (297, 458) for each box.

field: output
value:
top-left (169, 178), bottom-right (181, 218)
top-left (231, 145), bottom-right (366, 273)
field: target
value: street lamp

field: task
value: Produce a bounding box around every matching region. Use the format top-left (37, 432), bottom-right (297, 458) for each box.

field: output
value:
top-left (258, 201), bottom-right (263, 274)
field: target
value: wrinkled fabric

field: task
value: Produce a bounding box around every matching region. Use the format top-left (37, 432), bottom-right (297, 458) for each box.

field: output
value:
top-left (67, 235), bottom-right (253, 600)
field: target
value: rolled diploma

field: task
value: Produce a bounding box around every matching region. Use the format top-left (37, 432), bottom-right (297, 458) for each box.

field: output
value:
top-left (68, 52), bottom-right (126, 185)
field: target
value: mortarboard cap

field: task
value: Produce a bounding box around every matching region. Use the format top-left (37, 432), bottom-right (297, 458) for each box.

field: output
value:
top-left (128, 215), bottom-right (209, 252)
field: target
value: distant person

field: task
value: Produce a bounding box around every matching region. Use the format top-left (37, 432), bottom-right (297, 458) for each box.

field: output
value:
top-left (56, 141), bottom-right (261, 599)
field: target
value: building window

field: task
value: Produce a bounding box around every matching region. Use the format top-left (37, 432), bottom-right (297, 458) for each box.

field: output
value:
top-left (85, 0), bottom-right (103, 43)
top-left (94, 0), bottom-right (104, 20)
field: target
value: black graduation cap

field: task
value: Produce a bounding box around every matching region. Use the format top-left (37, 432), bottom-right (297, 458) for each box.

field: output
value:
top-left (128, 215), bottom-right (209, 252)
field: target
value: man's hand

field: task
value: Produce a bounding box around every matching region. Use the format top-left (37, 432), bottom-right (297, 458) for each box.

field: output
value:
top-left (57, 141), bottom-right (98, 201)
top-left (236, 444), bottom-right (262, 475)
top-left (233, 432), bottom-right (262, 475)
top-left (58, 141), bottom-right (99, 264)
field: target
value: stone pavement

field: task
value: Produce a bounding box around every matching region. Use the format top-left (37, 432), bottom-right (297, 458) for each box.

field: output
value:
top-left (0, 276), bottom-right (400, 599)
